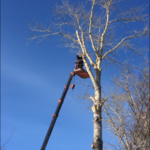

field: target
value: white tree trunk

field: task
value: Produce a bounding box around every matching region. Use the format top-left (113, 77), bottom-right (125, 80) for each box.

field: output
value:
top-left (91, 70), bottom-right (103, 150)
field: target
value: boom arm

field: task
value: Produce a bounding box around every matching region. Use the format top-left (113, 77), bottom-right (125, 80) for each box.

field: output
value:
top-left (40, 72), bottom-right (75, 150)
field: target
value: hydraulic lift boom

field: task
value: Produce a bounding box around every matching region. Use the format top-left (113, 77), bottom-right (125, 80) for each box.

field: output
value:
top-left (40, 62), bottom-right (89, 150)
top-left (40, 72), bottom-right (75, 150)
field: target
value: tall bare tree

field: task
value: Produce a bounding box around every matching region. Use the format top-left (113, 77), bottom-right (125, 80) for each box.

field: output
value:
top-left (28, 0), bottom-right (149, 149)
top-left (103, 61), bottom-right (149, 150)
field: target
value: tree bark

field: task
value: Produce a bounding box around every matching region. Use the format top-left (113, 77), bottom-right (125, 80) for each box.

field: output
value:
top-left (92, 69), bottom-right (103, 150)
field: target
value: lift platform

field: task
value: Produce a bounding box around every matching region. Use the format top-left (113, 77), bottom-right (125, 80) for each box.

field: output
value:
top-left (73, 68), bottom-right (89, 79)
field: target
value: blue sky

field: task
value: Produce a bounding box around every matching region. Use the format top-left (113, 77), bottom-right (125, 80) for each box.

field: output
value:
top-left (1, 0), bottom-right (149, 150)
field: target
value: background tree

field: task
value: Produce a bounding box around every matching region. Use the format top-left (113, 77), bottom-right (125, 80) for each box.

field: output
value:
top-left (28, 0), bottom-right (149, 149)
top-left (103, 60), bottom-right (149, 150)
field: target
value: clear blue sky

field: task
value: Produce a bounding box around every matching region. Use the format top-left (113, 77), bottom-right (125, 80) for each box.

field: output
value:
top-left (1, 0), bottom-right (149, 150)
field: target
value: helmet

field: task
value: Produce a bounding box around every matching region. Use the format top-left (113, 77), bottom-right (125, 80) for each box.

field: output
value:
top-left (76, 55), bottom-right (82, 60)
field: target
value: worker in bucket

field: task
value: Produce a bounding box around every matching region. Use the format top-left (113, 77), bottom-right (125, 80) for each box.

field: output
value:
top-left (74, 55), bottom-right (83, 69)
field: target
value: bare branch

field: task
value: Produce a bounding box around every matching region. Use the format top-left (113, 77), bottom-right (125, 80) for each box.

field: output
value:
top-left (103, 104), bottom-right (128, 150)
top-left (89, 0), bottom-right (98, 57)
top-left (109, 4), bottom-right (149, 24)
top-left (76, 30), bottom-right (94, 66)
top-left (100, 0), bottom-right (111, 55)
top-left (102, 29), bottom-right (149, 59)
top-left (1, 130), bottom-right (14, 150)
